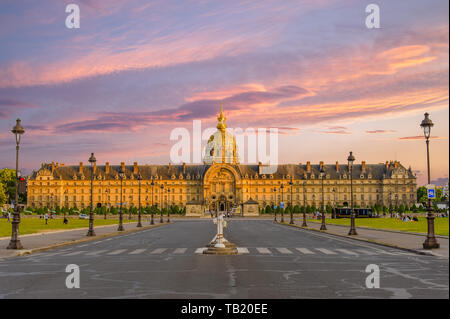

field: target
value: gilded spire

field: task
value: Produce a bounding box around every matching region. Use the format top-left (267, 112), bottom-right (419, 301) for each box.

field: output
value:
top-left (217, 101), bottom-right (227, 131)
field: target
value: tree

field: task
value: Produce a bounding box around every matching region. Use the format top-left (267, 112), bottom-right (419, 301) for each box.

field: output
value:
top-left (417, 186), bottom-right (427, 204)
top-left (0, 168), bottom-right (18, 204)
top-left (265, 205), bottom-right (273, 214)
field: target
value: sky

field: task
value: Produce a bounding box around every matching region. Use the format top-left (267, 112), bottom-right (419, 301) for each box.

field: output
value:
top-left (0, 0), bottom-right (448, 186)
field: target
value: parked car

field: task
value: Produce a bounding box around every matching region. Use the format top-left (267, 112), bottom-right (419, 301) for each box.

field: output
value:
top-left (79, 213), bottom-right (89, 219)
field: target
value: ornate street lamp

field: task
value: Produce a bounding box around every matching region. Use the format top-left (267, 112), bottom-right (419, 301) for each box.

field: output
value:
top-left (348, 151), bottom-right (357, 235)
top-left (273, 187), bottom-right (277, 222)
top-left (280, 183), bottom-right (284, 223)
top-left (117, 167), bottom-right (125, 231)
top-left (302, 181), bottom-right (307, 227)
top-left (150, 178), bottom-right (155, 225)
top-left (137, 173), bottom-right (143, 227)
top-left (320, 166), bottom-right (327, 230)
top-left (289, 178), bottom-right (294, 224)
top-left (160, 184), bottom-right (164, 223)
top-left (104, 189), bottom-right (108, 219)
top-left (421, 113), bottom-right (439, 249)
top-left (86, 153), bottom-right (96, 236)
top-left (7, 119), bottom-right (25, 249)
top-left (332, 188), bottom-right (336, 219)
top-left (167, 188), bottom-right (171, 222)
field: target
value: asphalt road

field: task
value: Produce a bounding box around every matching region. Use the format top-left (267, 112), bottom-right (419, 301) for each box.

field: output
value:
top-left (0, 219), bottom-right (448, 299)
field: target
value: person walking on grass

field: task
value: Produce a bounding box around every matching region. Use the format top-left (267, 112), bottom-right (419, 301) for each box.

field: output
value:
top-left (44, 213), bottom-right (48, 225)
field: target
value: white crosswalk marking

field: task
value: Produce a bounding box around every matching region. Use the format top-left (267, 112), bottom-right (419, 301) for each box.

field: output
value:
top-left (86, 250), bottom-right (108, 256)
top-left (276, 248), bottom-right (293, 254)
top-left (237, 247), bottom-right (249, 254)
top-left (151, 248), bottom-right (167, 254)
top-left (296, 248), bottom-right (315, 254)
top-left (195, 248), bottom-right (207, 254)
top-left (107, 249), bottom-right (127, 255)
top-left (316, 248), bottom-right (337, 255)
top-left (256, 248), bottom-right (272, 254)
top-left (129, 249), bottom-right (146, 255)
top-left (63, 251), bottom-right (87, 256)
top-left (335, 249), bottom-right (358, 255)
top-left (355, 249), bottom-right (377, 255)
top-left (173, 248), bottom-right (187, 254)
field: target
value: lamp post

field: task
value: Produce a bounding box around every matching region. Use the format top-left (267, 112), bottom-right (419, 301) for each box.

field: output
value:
top-left (86, 153), bottom-right (96, 236)
top-left (160, 184), bottom-right (164, 223)
top-left (273, 187), bottom-right (277, 222)
top-left (280, 183), bottom-right (284, 223)
top-left (332, 188), bottom-right (336, 219)
top-left (302, 181), bottom-right (307, 227)
top-left (421, 113), bottom-right (439, 249)
top-left (137, 173), bottom-right (142, 227)
top-left (320, 166), bottom-right (327, 230)
top-left (348, 151), bottom-right (357, 235)
top-left (167, 188), bottom-right (171, 222)
top-left (117, 167), bottom-right (125, 231)
top-left (104, 189), bottom-right (108, 219)
top-left (150, 178), bottom-right (155, 225)
top-left (7, 119), bottom-right (25, 249)
top-left (289, 178), bottom-right (294, 224)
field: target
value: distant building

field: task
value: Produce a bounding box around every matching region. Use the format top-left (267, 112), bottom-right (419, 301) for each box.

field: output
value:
top-left (27, 106), bottom-right (417, 215)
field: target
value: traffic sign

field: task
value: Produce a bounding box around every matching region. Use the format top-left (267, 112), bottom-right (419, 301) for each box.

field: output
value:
top-left (280, 202), bottom-right (285, 209)
top-left (274, 205), bottom-right (277, 209)
top-left (427, 188), bottom-right (436, 199)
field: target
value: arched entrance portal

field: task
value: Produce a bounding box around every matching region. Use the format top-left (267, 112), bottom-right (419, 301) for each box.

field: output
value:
top-left (204, 165), bottom-right (239, 213)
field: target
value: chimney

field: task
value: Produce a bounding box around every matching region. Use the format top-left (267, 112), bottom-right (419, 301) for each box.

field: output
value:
top-left (133, 162), bottom-right (138, 174)
top-left (319, 161), bottom-right (324, 170)
top-left (105, 162), bottom-right (110, 174)
top-left (385, 161), bottom-right (389, 169)
top-left (306, 161), bottom-right (311, 173)
top-left (394, 160), bottom-right (398, 168)
top-left (79, 162), bottom-right (83, 175)
top-left (336, 161), bottom-right (339, 172)
top-left (298, 162), bottom-right (302, 166)
top-left (55, 162), bottom-right (59, 169)
top-left (93, 162), bottom-right (97, 174)
top-left (362, 161), bottom-right (366, 173)
top-left (168, 162), bottom-right (172, 171)
top-left (121, 162), bottom-right (125, 172)
top-left (183, 162), bottom-right (186, 174)
top-left (51, 162), bottom-right (55, 173)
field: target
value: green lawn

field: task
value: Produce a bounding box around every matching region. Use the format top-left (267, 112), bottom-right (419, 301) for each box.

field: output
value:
top-left (307, 217), bottom-right (449, 236)
top-left (0, 217), bottom-right (136, 237)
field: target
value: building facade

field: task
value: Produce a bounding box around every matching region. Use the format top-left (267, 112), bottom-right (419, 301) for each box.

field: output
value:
top-left (27, 107), bottom-right (417, 214)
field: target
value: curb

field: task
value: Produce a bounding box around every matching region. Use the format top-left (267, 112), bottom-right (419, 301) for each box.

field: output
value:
top-left (307, 220), bottom-right (449, 239)
top-left (4, 222), bottom-right (171, 259)
top-left (276, 221), bottom-right (443, 257)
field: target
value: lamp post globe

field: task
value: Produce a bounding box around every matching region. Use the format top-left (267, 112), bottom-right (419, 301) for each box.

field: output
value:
top-left (117, 167), bottom-right (125, 231)
top-left (420, 113), bottom-right (439, 249)
top-left (7, 119), bottom-right (25, 250)
top-left (347, 151), bottom-right (357, 235)
top-left (320, 166), bottom-right (327, 230)
top-left (86, 153), bottom-right (96, 236)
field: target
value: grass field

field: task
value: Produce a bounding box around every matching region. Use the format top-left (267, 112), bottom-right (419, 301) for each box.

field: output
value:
top-left (307, 217), bottom-right (449, 236)
top-left (0, 217), bottom-right (136, 237)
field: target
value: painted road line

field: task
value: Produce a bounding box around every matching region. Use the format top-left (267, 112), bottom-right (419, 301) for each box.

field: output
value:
top-left (107, 249), bottom-right (128, 255)
top-left (276, 248), bottom-right (293, 254)
top-left (296, 248), bottom-right (315, 254)
top-left (173, 248), bottom-right (187, 254)
top-left (316, 248), bottom-right (337, 255)
top-left (151, 248), bottom-right (167, 254)
top-left (256, 248), bottom-right (272, 254)
top-left (355, 249), bottom-right (378, 255)
top-left (129, 249), bottom-right (147, 255)
top-left (237, 247), bottom-right (249, 254)
top-left (195, 248), bottom-right (207, 254)
top-left (63, 251), bottom-right (88, 256)
top-left (86, 250), bottom-right (108, 256)
top-left (335, 249), bottom-right (358, 255)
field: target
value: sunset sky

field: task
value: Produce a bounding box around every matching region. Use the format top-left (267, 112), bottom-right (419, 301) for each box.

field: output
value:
top-left (0, 0), bottom-right (448, 186)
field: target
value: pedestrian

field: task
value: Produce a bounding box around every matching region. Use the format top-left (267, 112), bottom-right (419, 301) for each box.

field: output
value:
top-left (7, 212), bottom-right (11, 222)
top-left (63, 217), bottom-right (68, 224)
top-left (44, 213), bottom-right (48, 225)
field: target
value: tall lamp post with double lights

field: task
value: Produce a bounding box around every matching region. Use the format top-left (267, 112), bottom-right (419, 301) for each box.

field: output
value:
top-left (280, 183), bottom-right (284, 223)
top-left (289, 178), bottom-right (294, 224)
top-left (7, 119), bottom-right (25, 250)
top-left (117, 167), bottom-right (125, 231)
top-left (150, 178), bottom-right (155, 225)
top-left (167, 188), bottom-right (171, 222)
top-left (347, 151), bottom-right (357, 235)
top-left (137, 173), bottom-right (143, 227)
top-left (421, 113), bottom-right (440, 249)
top-left (273, 187), bottom-right (277, 222)
top-left (160, 184), bottom-right (164, 223)
top-left (320, 166), bottom-right (327, 230)
top-left (87, 153), bottom-right (96, 236)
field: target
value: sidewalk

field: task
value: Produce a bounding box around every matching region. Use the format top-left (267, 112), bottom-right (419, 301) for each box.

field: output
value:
top-left (0, 220), bottom-right (167, 260)
top-left (283, 220), bottom-right (449, 257)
